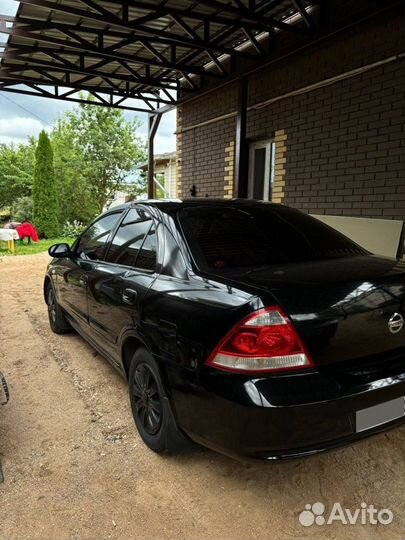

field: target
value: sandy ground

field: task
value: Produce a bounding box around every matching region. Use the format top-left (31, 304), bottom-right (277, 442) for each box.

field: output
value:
top-left (0, 251), bottom-right (404, 540)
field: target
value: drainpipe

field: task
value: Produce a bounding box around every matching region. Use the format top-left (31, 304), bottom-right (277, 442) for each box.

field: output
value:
top-left (234, 77), bottom-right (249, 198)
top-left (147, 113), bottom-right (162, 198)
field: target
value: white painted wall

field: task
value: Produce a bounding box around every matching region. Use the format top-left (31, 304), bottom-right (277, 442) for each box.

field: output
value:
top-left (312, 214), bottom-right (404, 258)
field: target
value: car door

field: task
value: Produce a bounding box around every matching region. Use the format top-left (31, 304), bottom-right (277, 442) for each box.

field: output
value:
top-left (86, 207), bottom-right (159, 362)
top-left (57, 211), bottom-right (123, 327)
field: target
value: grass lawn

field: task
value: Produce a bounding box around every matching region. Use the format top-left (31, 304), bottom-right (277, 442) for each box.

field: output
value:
top-left (0, 237), bottom-right (73, 256)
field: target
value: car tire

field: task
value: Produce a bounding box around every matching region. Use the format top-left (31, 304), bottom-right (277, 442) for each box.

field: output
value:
top-left (46, 282), bottom-right (72, 334)
top-left (128, 347), bottom-right (190, 454)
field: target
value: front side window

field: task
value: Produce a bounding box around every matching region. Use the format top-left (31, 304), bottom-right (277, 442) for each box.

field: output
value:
top-left (76, 212), bottom-right (121, 261)
top-left (105, 208), bottom-right (157, 270)
top-left (178, 205), bottom-right (367, 271)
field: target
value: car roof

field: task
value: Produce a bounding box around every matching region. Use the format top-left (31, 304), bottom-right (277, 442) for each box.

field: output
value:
top-left (106, 198), bottom-right (283, 215)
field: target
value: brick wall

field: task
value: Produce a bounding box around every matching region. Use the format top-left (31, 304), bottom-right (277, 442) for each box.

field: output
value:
top-left (178, 115), bottom-right (236, 197)
top-left (177, 5), bottom-right (405, 223)
top-left (247, 58), bottom-right (405, 219)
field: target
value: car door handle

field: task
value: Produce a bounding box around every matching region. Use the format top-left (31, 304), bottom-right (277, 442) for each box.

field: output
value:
top-left (122, 288), bottom-right (138, 305)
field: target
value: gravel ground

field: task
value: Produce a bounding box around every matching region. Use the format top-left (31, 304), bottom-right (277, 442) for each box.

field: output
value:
top-left (0, 252), bottom-right (404, 540)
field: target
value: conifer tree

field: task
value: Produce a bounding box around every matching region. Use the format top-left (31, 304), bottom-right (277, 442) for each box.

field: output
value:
top-left (33, 130), bottom-right (60, 237)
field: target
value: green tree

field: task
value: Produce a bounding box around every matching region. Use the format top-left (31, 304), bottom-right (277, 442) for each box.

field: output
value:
top-left (12, 195), bottom-right (33, 222)
top-left (0, 95), bottom-right (147, 228)
top-left (52, 118), bottom-right (98, 225)
top-left (33, 130), bottom-right (60, 238)
top-left (0, 140), bottom-right (35, 207)
top-left (125, 171), bottom-right (148, 201)
top-left (60, 97), bottom-right (146, 212)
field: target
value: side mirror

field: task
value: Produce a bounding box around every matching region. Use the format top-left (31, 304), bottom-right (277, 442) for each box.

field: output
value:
top-left (48, 243), bottom-right (71, 258)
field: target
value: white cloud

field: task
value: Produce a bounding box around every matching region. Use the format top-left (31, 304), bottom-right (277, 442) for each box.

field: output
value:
top-left (137, 108), bottom-right (177, 154)
top-left (0, 92), bottom-right (177, 152)
top-left (154, 133), bottom-right (176, 154)
top-left (0, 116), bottom-right (48, 144)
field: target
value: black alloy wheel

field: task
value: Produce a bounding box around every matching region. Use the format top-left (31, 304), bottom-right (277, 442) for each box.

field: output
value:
top-left (47, 287), bottom-right (57, 325)
top-left (46, 282), bottom-right (72, 334)
top-left (132, 362), bottom-right (162, 436)
top-left (128, 347), bottom-right (191, 453)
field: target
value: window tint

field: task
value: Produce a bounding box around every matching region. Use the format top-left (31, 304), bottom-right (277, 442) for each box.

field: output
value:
top-left (106, 208), bottom-right (153, 267)
top-left (121, 208), bottom-right (145, 224)
top-left (136, 224), bottom-right (157, 271)
top-left (178, 205), bottom-right (367, 270)
top-left (76, 212), bottom-right (121, 260)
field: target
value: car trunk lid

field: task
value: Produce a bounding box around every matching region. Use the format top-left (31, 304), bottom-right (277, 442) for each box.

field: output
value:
top-left (233, 255), bottom-right (405, 367)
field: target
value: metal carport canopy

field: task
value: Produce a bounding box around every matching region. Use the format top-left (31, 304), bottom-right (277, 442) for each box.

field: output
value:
top-left (0, 0), bottom-right (317, 113)
top-left (0, 0), bottom-right (318, 196)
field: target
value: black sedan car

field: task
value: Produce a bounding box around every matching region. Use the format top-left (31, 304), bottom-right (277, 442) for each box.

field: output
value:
top-left (44, 199), bottom-right (405, 461)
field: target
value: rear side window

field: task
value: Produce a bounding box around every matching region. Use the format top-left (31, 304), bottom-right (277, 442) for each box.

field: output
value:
top-left (76, 212), bottom-right (121, 260)
top-left (178, 205), bottom-right (367, 270)
top-left (136, 225), bottom-right (157, 271)
top-left (105, 208), bottom-right (157, 270)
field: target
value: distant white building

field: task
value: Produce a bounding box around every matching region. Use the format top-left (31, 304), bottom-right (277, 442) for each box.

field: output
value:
top-left (108, 190), bottom-right (131, 208)
top-left (138, 152), bottom-right (177, 199)
top-left (105, 152), bottom-right (178, 211)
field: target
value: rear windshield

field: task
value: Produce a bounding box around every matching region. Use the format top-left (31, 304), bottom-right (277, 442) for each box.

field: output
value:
top-left (177, 205), bottom-right (367, 271)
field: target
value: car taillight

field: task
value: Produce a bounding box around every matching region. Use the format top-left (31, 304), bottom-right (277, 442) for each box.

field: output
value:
top-left (206, 306), bottom-right (314, 374)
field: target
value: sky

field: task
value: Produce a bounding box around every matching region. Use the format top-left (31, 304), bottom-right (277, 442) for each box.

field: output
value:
top-left (0, 0), bottom-right (176, 154)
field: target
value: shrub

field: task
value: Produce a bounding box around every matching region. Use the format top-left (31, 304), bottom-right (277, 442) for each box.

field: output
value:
top-left (62, 220), bottom-right (86, 239)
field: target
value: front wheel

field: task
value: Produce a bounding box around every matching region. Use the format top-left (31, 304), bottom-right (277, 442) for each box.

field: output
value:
top-left (128, 348), bottom-right (190, 454)
top-left (46, 282), bottom-right (72, 334)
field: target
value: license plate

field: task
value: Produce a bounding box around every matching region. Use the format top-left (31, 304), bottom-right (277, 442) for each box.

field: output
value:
top-left (356, 397), bottom-right (405, 432)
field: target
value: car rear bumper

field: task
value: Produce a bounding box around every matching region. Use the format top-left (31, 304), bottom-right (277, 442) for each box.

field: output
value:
top-left (171, 367), bottom-right (405, 461)
top-left (189, 417), bottom-right (405, 462)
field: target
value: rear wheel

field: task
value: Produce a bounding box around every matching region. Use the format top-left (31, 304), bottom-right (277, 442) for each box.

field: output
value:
top-left (128, 347), bottom-right (189, 453)
top-left (46, 282), bottom-right (72, 334)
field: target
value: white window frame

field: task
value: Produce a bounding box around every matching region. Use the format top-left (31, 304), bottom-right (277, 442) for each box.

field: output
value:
top-left (248, 139), bottom-right (275, 201)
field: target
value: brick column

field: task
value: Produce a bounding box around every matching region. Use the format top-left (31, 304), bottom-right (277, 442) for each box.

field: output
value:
top-left (176, 107), bottom-right (183, 198)
top-left (272, 129), bottom-right (287, 203)
top-left (224, 141), bottom-right (235, 199)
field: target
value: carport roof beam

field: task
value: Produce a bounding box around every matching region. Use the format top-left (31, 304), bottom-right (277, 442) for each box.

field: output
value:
top-left (0, 0), bottom-right (317, 110)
